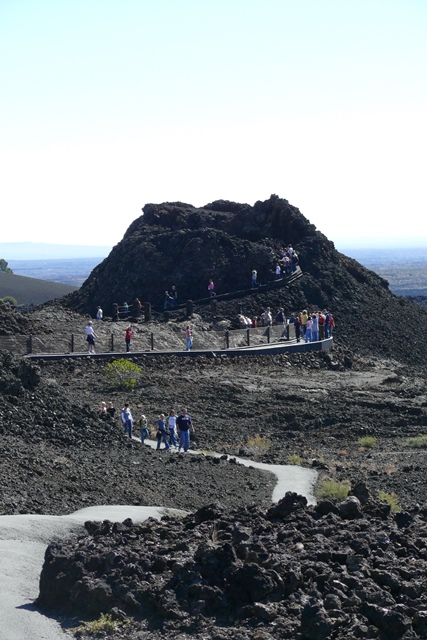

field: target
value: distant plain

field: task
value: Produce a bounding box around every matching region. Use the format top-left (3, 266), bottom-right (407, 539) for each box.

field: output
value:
top-left (7, 247), bottom-right (427, 298)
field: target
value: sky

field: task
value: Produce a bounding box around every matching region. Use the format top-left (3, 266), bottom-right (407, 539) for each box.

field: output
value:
top-left (1, 0), bottom-right (426, 251)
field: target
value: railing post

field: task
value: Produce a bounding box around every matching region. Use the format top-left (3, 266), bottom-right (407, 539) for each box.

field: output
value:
top-left (210, 299), bottom-right (217, 315)
top-left (71, 334), bottom-right (74, 353)
top-left (111, 333), bottom-right (114, 351)
top-left (27, 335), bottom-right (33, 354)
top-left (151, 332), bottom-right (154, 350)
top-left (286, 324), bottom-right (290, 341)
top-left (144, 302), bottom-right (151, 322)
top-left (247, 328), bottom-right (250, 346)
top-left (225, 330), bottom-right (229, 349)
top-left (267, 326), bottom-right (271, 344)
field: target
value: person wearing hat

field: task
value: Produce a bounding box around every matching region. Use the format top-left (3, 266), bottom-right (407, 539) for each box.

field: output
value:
top-left (85, 320), bottom-right (98, 354)
top-left (139, 413), bottom-right (149, 443)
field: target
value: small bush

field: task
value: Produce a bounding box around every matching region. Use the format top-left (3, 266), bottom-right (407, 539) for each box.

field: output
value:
top-left (358, 436), bottom-right (377, 448)
top-left (0, 295), bottom-right (17, 306)
top-left (404, 434), bottom-right (427, 449)
top-left (74, 612), bottom-right (126, 636)
top-left (379, 490), bottom-right (401, 513)
top-left (287, 454), bottom-right (302, 466)
top-left (247, 434), bottom-right (271, 457)
top-left (318, 479), bottom-right (350, 501)
top-left (104, 358), bottom-right (142, 390)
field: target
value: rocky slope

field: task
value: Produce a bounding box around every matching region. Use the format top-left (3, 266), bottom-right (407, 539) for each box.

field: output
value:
top-left (2, 194), bottom-right (427, 638)
top-left (38, 492), bottom-right (427, 640)
top-left (63, 195), bottom-right (427, 366)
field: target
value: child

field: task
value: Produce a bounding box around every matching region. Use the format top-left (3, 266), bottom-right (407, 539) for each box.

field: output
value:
top-left (139, 414), bottom-right (149, 444)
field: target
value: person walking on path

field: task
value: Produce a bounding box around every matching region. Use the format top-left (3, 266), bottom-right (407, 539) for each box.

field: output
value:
top-left (208, 279), bottom-right (216, 297)
top-left (185, 326), bottom-right (193, 351)
top-left (125, 325), bottom-right (133, 352)
top-left (106, 402), bottom-right (116, 419)
top-left (177, 407), bottom-right (193, 453)
top-left (139, 414), bottom-right (149, 444)
top-left (120, 402), bottom-right (133, 438)
top-left (156, 414), bottom-right (170, 450)
top-left (85, 321), bottom-right (98, 354)
top-left (96, 306), bottom-right (103, 321)
top-left (168, 409), bottom-right (178, 447)
top-left (251, 270), bottom-right (260, 288)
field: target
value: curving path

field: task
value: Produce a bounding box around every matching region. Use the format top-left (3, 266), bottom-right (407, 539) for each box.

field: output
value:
top-left (0, 444), bottom-right (317, 639)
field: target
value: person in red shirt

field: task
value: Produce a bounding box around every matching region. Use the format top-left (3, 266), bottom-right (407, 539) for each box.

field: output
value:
top-left (125, 325), bottom-right (133, 352)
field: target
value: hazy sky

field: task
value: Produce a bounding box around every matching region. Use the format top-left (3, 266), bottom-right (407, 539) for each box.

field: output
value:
top-left (1, 0), bottom-right (426, 248)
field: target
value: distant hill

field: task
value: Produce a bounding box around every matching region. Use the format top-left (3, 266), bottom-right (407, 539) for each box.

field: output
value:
top-left (0, 272), bottom-right (77, 306)
top-left (65, 195), bottom-right (427, 366)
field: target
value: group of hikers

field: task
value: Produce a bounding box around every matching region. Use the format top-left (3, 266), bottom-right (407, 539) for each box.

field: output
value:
top-left (236, 307), bottom-right (335, 342)
top-left (98, 402), bottom-right (194, 452)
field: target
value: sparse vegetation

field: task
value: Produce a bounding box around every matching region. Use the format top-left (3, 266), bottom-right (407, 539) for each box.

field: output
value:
top-left (246, 434), bottom-right (271, 457)
top-left (318, 479), bottom-right (350, 501)
top-left (379, 490), bottom-right (401, 513)
top-left (0, 258), bottom-right (12, 273)
top-left (404, 434), bottom-right (427, 449)
top-left (73, 612), bottom-right (127, 636)
top-left (287, 454), bottom-right (302, 465)
top-left (0, 295), bottom-right (17, 306)
top-left (104, 358), bottom-right (142, 390)
top-left (358, 436), bottom-right (377, 448)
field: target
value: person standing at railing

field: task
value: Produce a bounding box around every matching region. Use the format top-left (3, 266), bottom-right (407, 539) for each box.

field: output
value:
top-left (275, 308), bottom-right (285, 326)
top-left (263, 307), bottom-right (272, 327)
top-left (305, 316), bottom-right (313, 343)
top-left (294, 315), bottom-right (301, 342)
top-left (319, 311), bottom-right (326, 340)
top-left (300, 310), bottom-right (308, 337)
top-left (312, 314), bottom-right (319, 342)
top-left (85, 320), bottom-right (98, 354)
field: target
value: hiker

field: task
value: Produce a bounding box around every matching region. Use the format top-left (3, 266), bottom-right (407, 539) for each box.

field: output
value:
top-left (168, 409), bottom-right (178, 447)
top-left (97, 401), bottom-right (107, 415)
top-left (305, 316), bottom-right (313, 343)
top-left (139, 414), bottom-right (149, 443)
top-left (164, 291), bottom-right (174, 310)
top-left (96, 306), bottom-right (103, 321)
top-left (85, 320), bottom-right (98, 354)
top-left (275, 264), bottom-right (282, 280)
top-left (251, 270), bottom-right (260, 288)
top-left (125, 325), bottom-right (133, 352)
top-left (186, 325), bottom-right (193, 351)
top-left (121, 402), bottom-right (133, 438)
top-left (208, 279), bottom-right (216, 297)
top-left (263, 307), bottom-right (272, 327)
top-left (156, 414), bottom-right (170, 450)
top-left (171, 285), bottom-right (178, 306)
top-left (106, 402), bottom-right (116, 419)
top-left (177, 407), bottom-right (193, 453)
